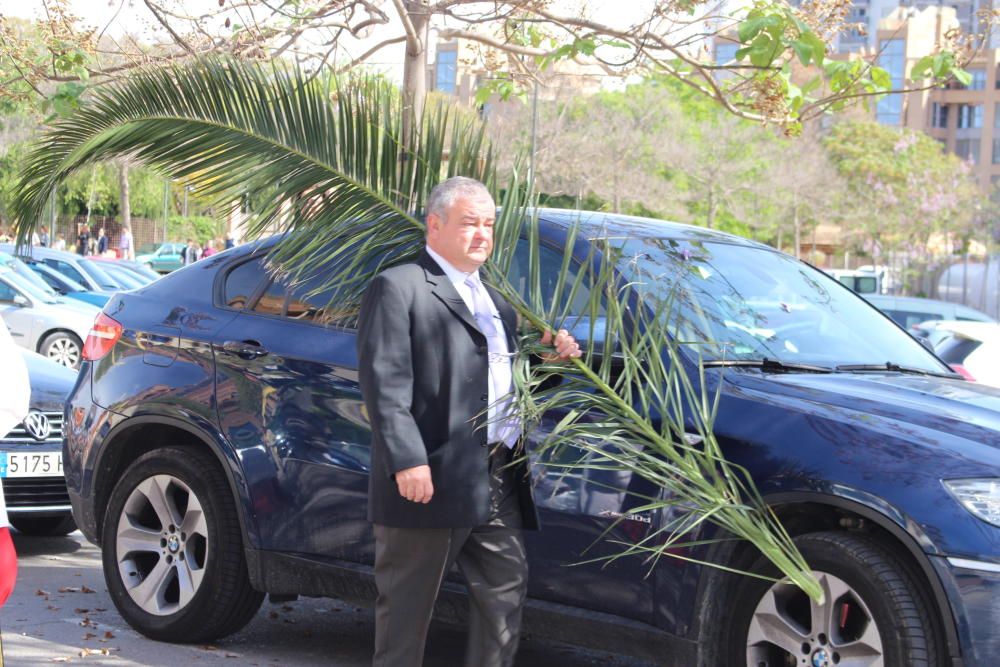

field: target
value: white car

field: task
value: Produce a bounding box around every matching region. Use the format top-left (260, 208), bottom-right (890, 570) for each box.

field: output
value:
top-left (0, 266), bottom-right (101, 369)
top-left (929, 321), bottom-right (1000, 387)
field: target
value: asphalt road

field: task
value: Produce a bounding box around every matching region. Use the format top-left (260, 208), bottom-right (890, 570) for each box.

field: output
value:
top-left (2, 531), bottom-right (657, 666)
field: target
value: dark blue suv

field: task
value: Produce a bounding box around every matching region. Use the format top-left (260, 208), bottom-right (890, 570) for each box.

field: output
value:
top-left (65, 210), bottom-right (1000, 666)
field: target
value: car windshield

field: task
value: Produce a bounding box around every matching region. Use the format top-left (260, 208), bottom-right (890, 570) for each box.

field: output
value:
top-left (35, 264), bottom-right (88, 292)
top-left (102, 265), bottom-right (144, 289)
top-left (77, 259), bottom-right (120, 290)
top-left (614, 238), bottom-right (950, 373)
top-left (0, 252), bottom-right (60, 298)
top-left (1, 268), bottom-right (60, 304)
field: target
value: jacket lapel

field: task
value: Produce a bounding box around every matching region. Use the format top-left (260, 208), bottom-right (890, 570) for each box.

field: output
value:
top-left (419, 251), bottom-right (482, 335)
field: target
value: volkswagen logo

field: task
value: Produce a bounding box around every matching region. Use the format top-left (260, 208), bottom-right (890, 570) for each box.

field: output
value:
top-left (23, 412), bottom-right (52, 442)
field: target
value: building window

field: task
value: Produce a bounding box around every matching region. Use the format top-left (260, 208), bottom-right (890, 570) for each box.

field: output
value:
top-left (968, 68), bottom-right (987, 90)
top-left (957, 104), bottom-right (983, 129)
top-left (876, 40), bottom-right (905, 125)
top-left (955, 138), bottom-right (980, 164)
top-left (992, 139), bottom-right (1000, 164)
top-left (715, 42), bottom-right (738, 65)
top-left (435, 49), bottom-right (457, 94)
top-left (931, 103), bottom-right (949, 128)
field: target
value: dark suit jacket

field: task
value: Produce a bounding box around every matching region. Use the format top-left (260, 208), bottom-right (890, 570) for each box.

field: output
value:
top-left (358, 251), bottom-right (539, 530)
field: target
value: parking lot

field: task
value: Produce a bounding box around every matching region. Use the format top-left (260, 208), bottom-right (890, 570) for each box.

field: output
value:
top-left (4, 532), bottom-right (654, 666)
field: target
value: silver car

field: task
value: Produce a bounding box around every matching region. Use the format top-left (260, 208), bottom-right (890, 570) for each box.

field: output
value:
top-left (0, 266), bottom-right (101, 369)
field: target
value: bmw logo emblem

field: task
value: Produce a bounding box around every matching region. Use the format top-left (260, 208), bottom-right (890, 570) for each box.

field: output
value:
top-left (811, 648), bottom-right (832, 667)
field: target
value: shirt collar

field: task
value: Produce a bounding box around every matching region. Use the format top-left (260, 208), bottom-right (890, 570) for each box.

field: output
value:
top-left (425, 245), bottom-right (479, 287)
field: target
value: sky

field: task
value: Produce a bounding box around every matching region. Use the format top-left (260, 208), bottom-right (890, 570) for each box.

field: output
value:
top-left (2, 1), bottom-right (706, 84)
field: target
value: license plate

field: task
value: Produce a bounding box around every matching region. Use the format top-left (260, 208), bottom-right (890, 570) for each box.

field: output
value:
top-left (0, 452), bottom-right (63, 478)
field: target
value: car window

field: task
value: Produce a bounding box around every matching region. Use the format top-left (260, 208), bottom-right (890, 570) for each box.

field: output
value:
top-left (508, 240), bottom-right (604, 318)
top-left (78, 259), bottom-right (119, 290)
top-left (44, 259), bottom-right (87, 286)
top-left (285, 273), bottom-right (356, 326)
top-left (252, 279), bottom-right (286, 316)
top-left (614, 238), bottom-right (949, 371)
top-left (884, 309), bottom-right (942, 329)
top-left (224, 256), bottom-right (269, 309)
top-left (935, 336), bottom-right (982, 364)
top-left (0, 279), bottom-right (18, 302)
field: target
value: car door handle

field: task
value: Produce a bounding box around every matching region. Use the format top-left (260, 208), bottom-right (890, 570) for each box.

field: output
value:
top-left (221, 340), bottom-right (269, 359)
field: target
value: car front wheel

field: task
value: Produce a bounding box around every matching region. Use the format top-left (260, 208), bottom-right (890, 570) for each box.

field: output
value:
top-left (727, 532), bottom-right (941, 667)
top-left (101, 447), bottom-right (263, 642)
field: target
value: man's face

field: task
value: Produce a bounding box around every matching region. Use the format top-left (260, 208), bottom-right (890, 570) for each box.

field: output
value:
top-left (426, 192), bottom-right (496, 273)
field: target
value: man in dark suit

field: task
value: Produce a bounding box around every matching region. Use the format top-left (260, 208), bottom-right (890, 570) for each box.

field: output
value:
top-left (358, 177), bottom-right (580, 667)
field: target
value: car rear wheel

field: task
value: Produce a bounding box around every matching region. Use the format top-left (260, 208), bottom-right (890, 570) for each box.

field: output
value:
top-left (727, 532), bottom-right (941, 667)
top-left (101, 447), bottom-right (263, 642)
top-left (39, 332), bottom-right (83, 369)
top-left (10, 515), bottom-right (77, 536)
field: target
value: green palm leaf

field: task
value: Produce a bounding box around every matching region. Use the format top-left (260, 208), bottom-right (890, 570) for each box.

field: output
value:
top-left (10, 56), bottom-right (820, 602)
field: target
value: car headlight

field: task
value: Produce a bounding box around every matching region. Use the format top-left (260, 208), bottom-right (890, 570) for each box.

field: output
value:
top-left (943, 479), bottom-right (1000, 528)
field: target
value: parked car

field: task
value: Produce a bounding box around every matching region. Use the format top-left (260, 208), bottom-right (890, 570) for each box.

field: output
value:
top-left (0, 266), bottom-right (100, 369)
top-left (2, 347), bottom-right (78, 536)
top-left (66, 210), bottom-right (1000, 666)
top-left (25, 261), bottom-right (113, 308)
top-left (0, 244), bottom-right (120, 293)
top-left (862, 294), bottom-right (995, 330)
top-left (929, 321), bottom-right (1000, 387)
top-left (825, 268), bottom-right (880, 294)
top-left (87, 256), bottom-right (160, 283)
top-left (135, 242), bottom-right (186, 273)
top-left (91, 261), bottom-right (146, 290)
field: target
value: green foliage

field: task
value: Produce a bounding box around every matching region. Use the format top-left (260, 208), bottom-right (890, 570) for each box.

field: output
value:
top-left (167, 215), bottom-right (222, 244)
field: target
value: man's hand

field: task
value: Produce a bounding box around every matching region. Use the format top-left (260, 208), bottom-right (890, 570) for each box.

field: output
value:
top-left (395, 465), bottom-right (434, 503)
top-left (540, 328), bottom-right (582, 362)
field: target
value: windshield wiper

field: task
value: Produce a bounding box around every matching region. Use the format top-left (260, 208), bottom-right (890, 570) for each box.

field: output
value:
top-left (835, 363), bottom-right (960, 378)
top-left (703, 358), bottom-right (833, 373)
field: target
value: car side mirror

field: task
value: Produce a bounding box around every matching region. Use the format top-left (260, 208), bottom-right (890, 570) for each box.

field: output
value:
top-left (13, 294), bottom-right (29, 307)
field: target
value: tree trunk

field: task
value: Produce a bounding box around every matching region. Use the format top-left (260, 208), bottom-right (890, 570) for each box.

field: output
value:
top-left (401, 1), bottom-right (430, 151)
top-left (706, 189), bottom-right (715, 229)
top-left (793, 201), bottom-right (801, 260)
top-left (119, 160), bottom-right (131, 233)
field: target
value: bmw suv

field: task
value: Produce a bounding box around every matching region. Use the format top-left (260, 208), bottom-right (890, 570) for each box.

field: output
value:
top-left (65, 210), bottom-right (1000, 666)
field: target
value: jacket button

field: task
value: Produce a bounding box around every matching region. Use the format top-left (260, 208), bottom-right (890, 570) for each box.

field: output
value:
top-left (480, 393), bottom-right (488, 401)
top-left (480, 440), bottom-right (488, 447)
top-left (477, 345), bottom-right (487, 355)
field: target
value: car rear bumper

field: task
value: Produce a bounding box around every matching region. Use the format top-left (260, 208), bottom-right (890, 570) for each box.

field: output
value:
top-left (931, 554), bottom-right (1000, 667)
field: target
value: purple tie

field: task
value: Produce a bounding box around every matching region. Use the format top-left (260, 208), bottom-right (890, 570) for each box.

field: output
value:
top-left (464, 276), bottom-right (519, 448)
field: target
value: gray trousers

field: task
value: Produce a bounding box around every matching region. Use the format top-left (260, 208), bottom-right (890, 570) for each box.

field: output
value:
top-left (372, 446), bottom-right (528, 667)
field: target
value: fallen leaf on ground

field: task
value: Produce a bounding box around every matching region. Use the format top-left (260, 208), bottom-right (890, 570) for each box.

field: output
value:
top-left (36, 589), bottom-right (50, 596)
top-left (50, 657), bottom-right (71, 663)
top-left (94, 608), bottom-right (107, 612)
top-left (59, 587), bottom-right (80, 593)
top-left (74, 608), bottom-right (89, 614)
top-left (198, 645), bottom-right (218, 651)
top-left (103, 631), bottom-right (114, 639)
top-left (81, 586), bottom-right (96, 593)
top-left (46, 605), bottom-right (61, 611)
top-left (268, 611), bottom-right (278, 619)
top-left (83, 632), bottom-right (96, 640)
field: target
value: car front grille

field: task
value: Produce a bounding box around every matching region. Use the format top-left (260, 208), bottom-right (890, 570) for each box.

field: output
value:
top-left (3, 477), bottom-right (70, 508)
top-left (1, 411), bottom-right (63, 445)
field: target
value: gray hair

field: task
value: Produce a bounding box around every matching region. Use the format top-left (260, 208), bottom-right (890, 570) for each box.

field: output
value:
top-left (425, 176), bottom-right (492, 219)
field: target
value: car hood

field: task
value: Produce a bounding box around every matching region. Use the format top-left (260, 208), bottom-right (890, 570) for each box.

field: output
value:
top-left (727, 370), bottom-right (1000, 459)
top-left (20, 348), bottom-right (77, 409)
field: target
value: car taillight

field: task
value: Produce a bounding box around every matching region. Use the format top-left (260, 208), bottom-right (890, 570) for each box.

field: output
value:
top-left (950, 363), bottom-right (976, 381)
top-left (83, 312), bottom-right (123, 361)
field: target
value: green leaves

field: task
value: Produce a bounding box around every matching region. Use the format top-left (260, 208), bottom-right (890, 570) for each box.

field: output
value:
top-left (911, 52), bottom-right (970, 85)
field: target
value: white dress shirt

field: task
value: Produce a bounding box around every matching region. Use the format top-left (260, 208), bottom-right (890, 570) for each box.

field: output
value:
top-left (425, 247), bottom-right (517, 446)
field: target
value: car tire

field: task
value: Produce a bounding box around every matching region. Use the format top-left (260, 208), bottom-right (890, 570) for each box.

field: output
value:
top-left (101, 447), bottom-right (264, 642)
top-left (9, 515), bottom-right (77, 536)
top-left (726, 531), bottom-right (941, 667)
top-left (39, 332), bottom-right (83, 369)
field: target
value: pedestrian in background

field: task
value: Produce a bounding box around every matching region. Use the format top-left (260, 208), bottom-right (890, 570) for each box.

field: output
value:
top-left (38, 226), bottom-right (49, 247)
top-left (118, 225), bottom-right (134, 261)
top-left (96, 227), bottom-right (109, 255)
top-left (76, 225), bottom-right (90, 256)
top-left (202, 239), bottom-right (217, 258)
top-left (358, 176), bottom-right (581, 667)
top-left (53, 234), bottom-right (66, 251)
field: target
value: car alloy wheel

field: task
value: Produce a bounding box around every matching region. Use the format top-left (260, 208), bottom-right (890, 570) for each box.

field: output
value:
top-left (115, 474), bottom-right (209, 616)
top-left (102, 447), bottom-right (263, 642)
top-left (727, 532), bottom-right (941, 667)
top-left (43, 333), bottom-right (81, 368)
top-left (746, 571), bottom-right (884, 666)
